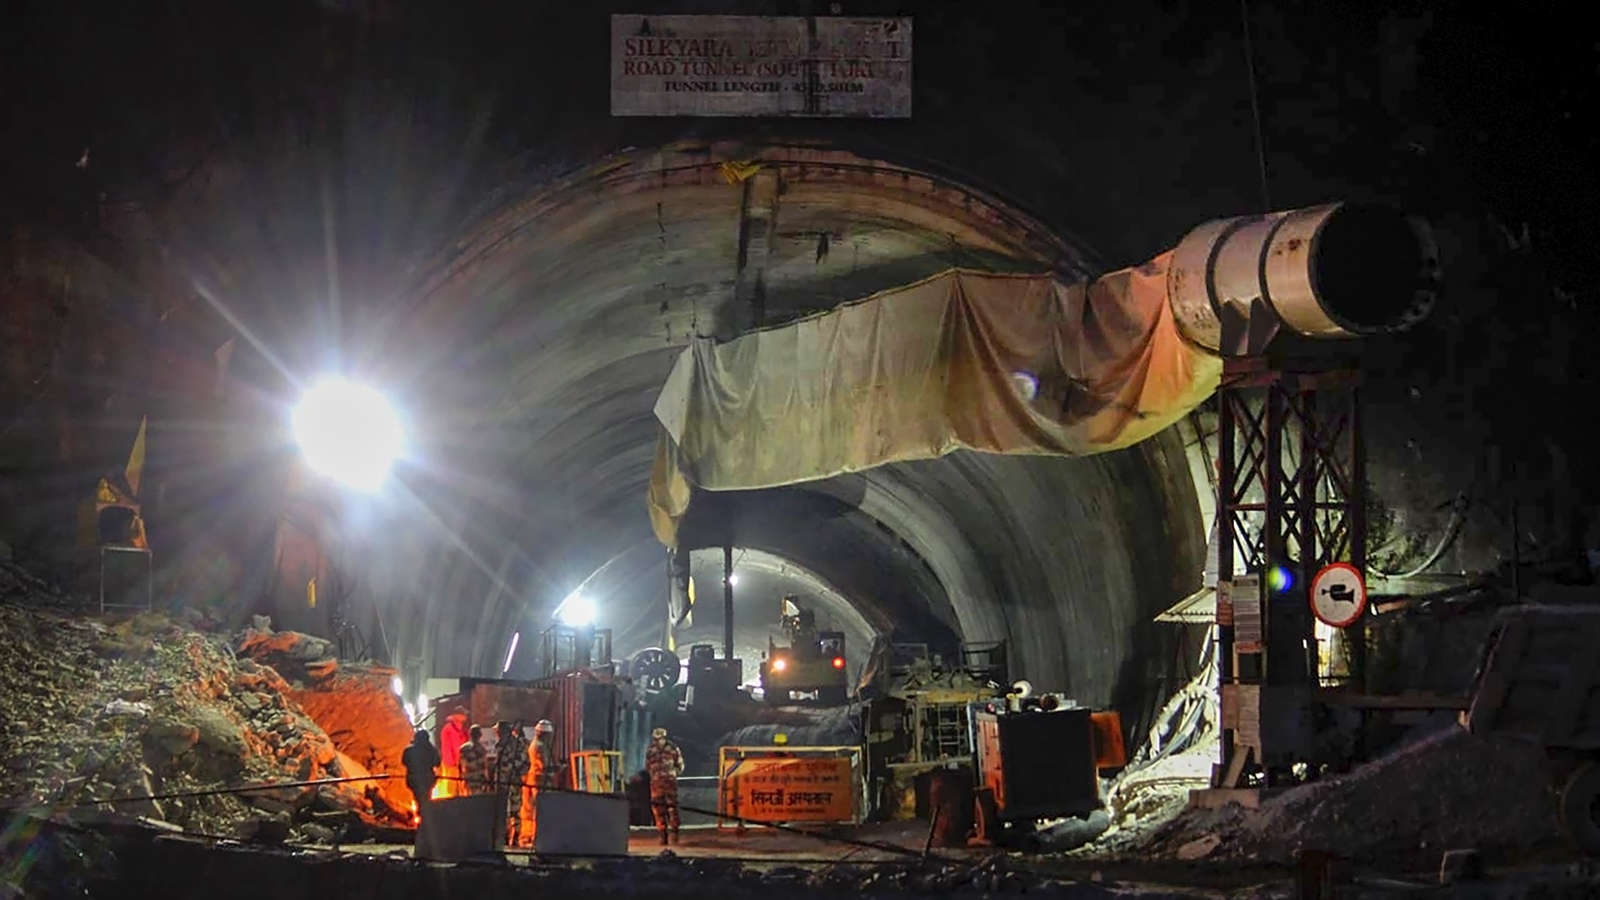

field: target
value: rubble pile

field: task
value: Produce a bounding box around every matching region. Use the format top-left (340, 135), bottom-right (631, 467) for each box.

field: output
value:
top-left (0, 589), bottom-right (407, 844)
top-left (1069, 735), bottom-right (1219, 857)
top-left (235, 620), bottom-right (415, 818)
top-left (1150, 723), bottom-right (1562, 865)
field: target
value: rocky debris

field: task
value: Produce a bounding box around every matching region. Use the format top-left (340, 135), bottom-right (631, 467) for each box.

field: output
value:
top-left (234, 621), bottom-right (414, 818)
top-left (1068, 735), bottom-right (1218, 858)
top-left (1145, 723), bottom-right (1562, 866)
top-left (0, 813), bottom-right (120, 898)
top-left (0, 595), bottom-right (406, 845)
top-left (929, 853), bottom-right (1036, 892)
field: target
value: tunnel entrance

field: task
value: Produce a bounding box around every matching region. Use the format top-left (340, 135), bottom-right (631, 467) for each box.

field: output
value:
top-left (201, 139), bottom-right (1214, 744)
top-left (676, 545), bottom-right (878, 694)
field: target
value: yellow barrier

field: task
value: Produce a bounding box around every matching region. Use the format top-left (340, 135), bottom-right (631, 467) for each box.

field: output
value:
top-left (571, 749), bottom-right (623, 793)
top-left (717, 745), bottom-right (862, 828)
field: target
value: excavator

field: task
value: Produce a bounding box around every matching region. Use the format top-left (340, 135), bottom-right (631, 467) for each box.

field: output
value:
top-left (759, 595), bottom-right (849, 706)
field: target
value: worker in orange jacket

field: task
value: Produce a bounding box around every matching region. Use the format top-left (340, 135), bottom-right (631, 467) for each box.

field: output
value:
top-left (437, 711), bottom-right (469, 798)
top-left (518, 719), bottom-right (558, 848)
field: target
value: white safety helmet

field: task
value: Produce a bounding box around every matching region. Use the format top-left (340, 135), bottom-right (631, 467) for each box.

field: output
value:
top-left (534, 719), bottom-right (554, 734)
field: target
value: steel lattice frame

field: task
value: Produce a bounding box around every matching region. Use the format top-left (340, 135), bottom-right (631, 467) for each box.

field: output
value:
top-left (1214, 359), bottom-right (1366, 784)
top-left (1218, 369), bottom-right (1364, 582)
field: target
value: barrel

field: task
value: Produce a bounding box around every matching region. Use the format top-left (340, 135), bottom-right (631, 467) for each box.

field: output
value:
top-left (926, 768), bottom-right (974, 848)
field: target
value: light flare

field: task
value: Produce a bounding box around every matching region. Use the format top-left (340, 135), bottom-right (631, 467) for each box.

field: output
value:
top-left (291, 377), bottom-right (403, 492)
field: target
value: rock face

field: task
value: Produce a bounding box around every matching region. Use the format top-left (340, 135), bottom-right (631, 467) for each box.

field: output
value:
top-left (235, 623), bottom-right (415, 818)
top-left (0, 566), bottom-right (410, 842)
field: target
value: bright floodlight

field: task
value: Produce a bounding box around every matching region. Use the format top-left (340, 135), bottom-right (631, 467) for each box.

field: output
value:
top-left (727, 573), bottom-right (739, 587)
top-left (558, 594), bottom-right (596, 627)
top-left (292, 377), bottom-right (403, 492)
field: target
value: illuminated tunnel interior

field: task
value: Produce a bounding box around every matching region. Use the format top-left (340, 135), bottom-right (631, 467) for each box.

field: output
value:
top-left (673, 545), bottom-right (879, 689)
top-left (133, 132), bottom-right (1216, 741)
top-left (139, 135), bottom-right (1216, 736)
top-left (298, 141), bottom-right (1211, 737)
top-left (11, 0), bottom-right (1404, 744)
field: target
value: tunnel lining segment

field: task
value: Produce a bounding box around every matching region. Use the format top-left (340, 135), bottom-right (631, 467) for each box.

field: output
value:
top-left (402, 141), bottom-right (1093, 333)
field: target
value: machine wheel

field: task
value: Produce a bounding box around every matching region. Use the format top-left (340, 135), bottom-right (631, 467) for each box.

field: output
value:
top-left (1559, 760), bottom-right (1600, 856)
top-left (630, 647), bottom-right (682, 695)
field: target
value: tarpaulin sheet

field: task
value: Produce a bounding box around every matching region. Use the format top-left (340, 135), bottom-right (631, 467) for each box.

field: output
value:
top-left (648, 257), bottom-right (1223, 547)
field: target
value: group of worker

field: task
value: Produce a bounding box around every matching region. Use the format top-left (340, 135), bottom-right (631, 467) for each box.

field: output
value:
top-left (402, 714), bottom-right (686, 847)
top-left (402, 715), bottom-right (560, 847)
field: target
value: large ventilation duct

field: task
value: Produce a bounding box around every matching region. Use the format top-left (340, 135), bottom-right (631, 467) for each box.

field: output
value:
top-left (1167, 202), bottom-right (1441, 354)
top-left (648, 202), bottom-right (1439, 548)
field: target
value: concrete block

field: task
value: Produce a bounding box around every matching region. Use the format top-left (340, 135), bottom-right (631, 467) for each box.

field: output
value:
top-left (414, 794), bottom-right (500, 862)
top-left (533, 790), bottom-right (629, 856)
top-left (1187, 788), bottom-right (1264, 810)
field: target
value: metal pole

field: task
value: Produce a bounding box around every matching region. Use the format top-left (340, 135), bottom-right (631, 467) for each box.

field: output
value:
top-left (1215, 387), bottom-right (1237, 787)
top-left (665, 547), bottom-right (676, 650)
top-left (1265, 378), bottom-right (1286, 686)
top-left (1349, 384), bottom-right (1367, 688)
top-left (723, 540), bottom-right (735, 660)
top-left (1510, 495), bottom-right (1521, 602)
top-left (1297, 386), bottom-right (1319, 685)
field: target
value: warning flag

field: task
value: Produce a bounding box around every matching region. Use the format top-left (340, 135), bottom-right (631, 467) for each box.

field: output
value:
top-left (124, 416), bottom-right (147, 498)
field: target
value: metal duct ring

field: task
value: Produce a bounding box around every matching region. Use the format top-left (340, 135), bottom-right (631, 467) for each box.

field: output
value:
top-left (630, 647), bottom-right (682, 694)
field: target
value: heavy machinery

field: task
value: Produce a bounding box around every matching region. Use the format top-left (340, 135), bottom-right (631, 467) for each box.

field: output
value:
top-left (760, 595), bottom-right (849, 706)
top-left (1461, 603), bottom-right (1600, 854)
top-left (858, 642), bottom-right (1125, 842)
top-left (970, 690), bottom-right (1114, 845)
top-left (860, 642), bottom-right (1009, 820)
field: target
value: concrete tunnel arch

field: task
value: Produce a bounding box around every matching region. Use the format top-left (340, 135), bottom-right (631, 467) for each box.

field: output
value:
top-left (376, 140), bottom-right (1210, 732)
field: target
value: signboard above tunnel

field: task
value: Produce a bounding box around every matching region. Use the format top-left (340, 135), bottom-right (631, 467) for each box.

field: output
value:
top-left (610, 15), bottom-right (912, 118)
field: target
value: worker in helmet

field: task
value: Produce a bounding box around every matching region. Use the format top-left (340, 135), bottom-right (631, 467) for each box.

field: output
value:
top-left (458, 725), bottom-right (490, 796)
top-left (494, 721), bottom-right (529, 846)
top-left (645, 726), bottom-right (684, 845)
top-left (518, 719), bottom-right (557, 848)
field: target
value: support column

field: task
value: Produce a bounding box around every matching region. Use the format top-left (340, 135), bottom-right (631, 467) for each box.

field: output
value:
top-left (666, 545), bottom-right (690, 652)
top-left (724, 540), bottom-right (735, 660)
top-left (1349, 387), bottom-right (1368, 687)
top-left (730, 167), bottom-right (781, 337)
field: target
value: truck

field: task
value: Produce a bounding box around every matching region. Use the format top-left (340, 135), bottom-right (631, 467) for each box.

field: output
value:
top-left (759, 596), bottom-right (850, 706)
top-left (1461, 603), bottom-right (1600, 855)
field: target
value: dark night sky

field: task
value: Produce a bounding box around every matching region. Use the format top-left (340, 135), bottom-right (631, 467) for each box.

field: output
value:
top-left (2, 0), bottom-right (1596, 494)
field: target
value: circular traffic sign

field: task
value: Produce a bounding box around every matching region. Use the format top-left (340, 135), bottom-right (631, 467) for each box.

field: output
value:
top-left (1309, 562), bottom-right (1367, 628)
